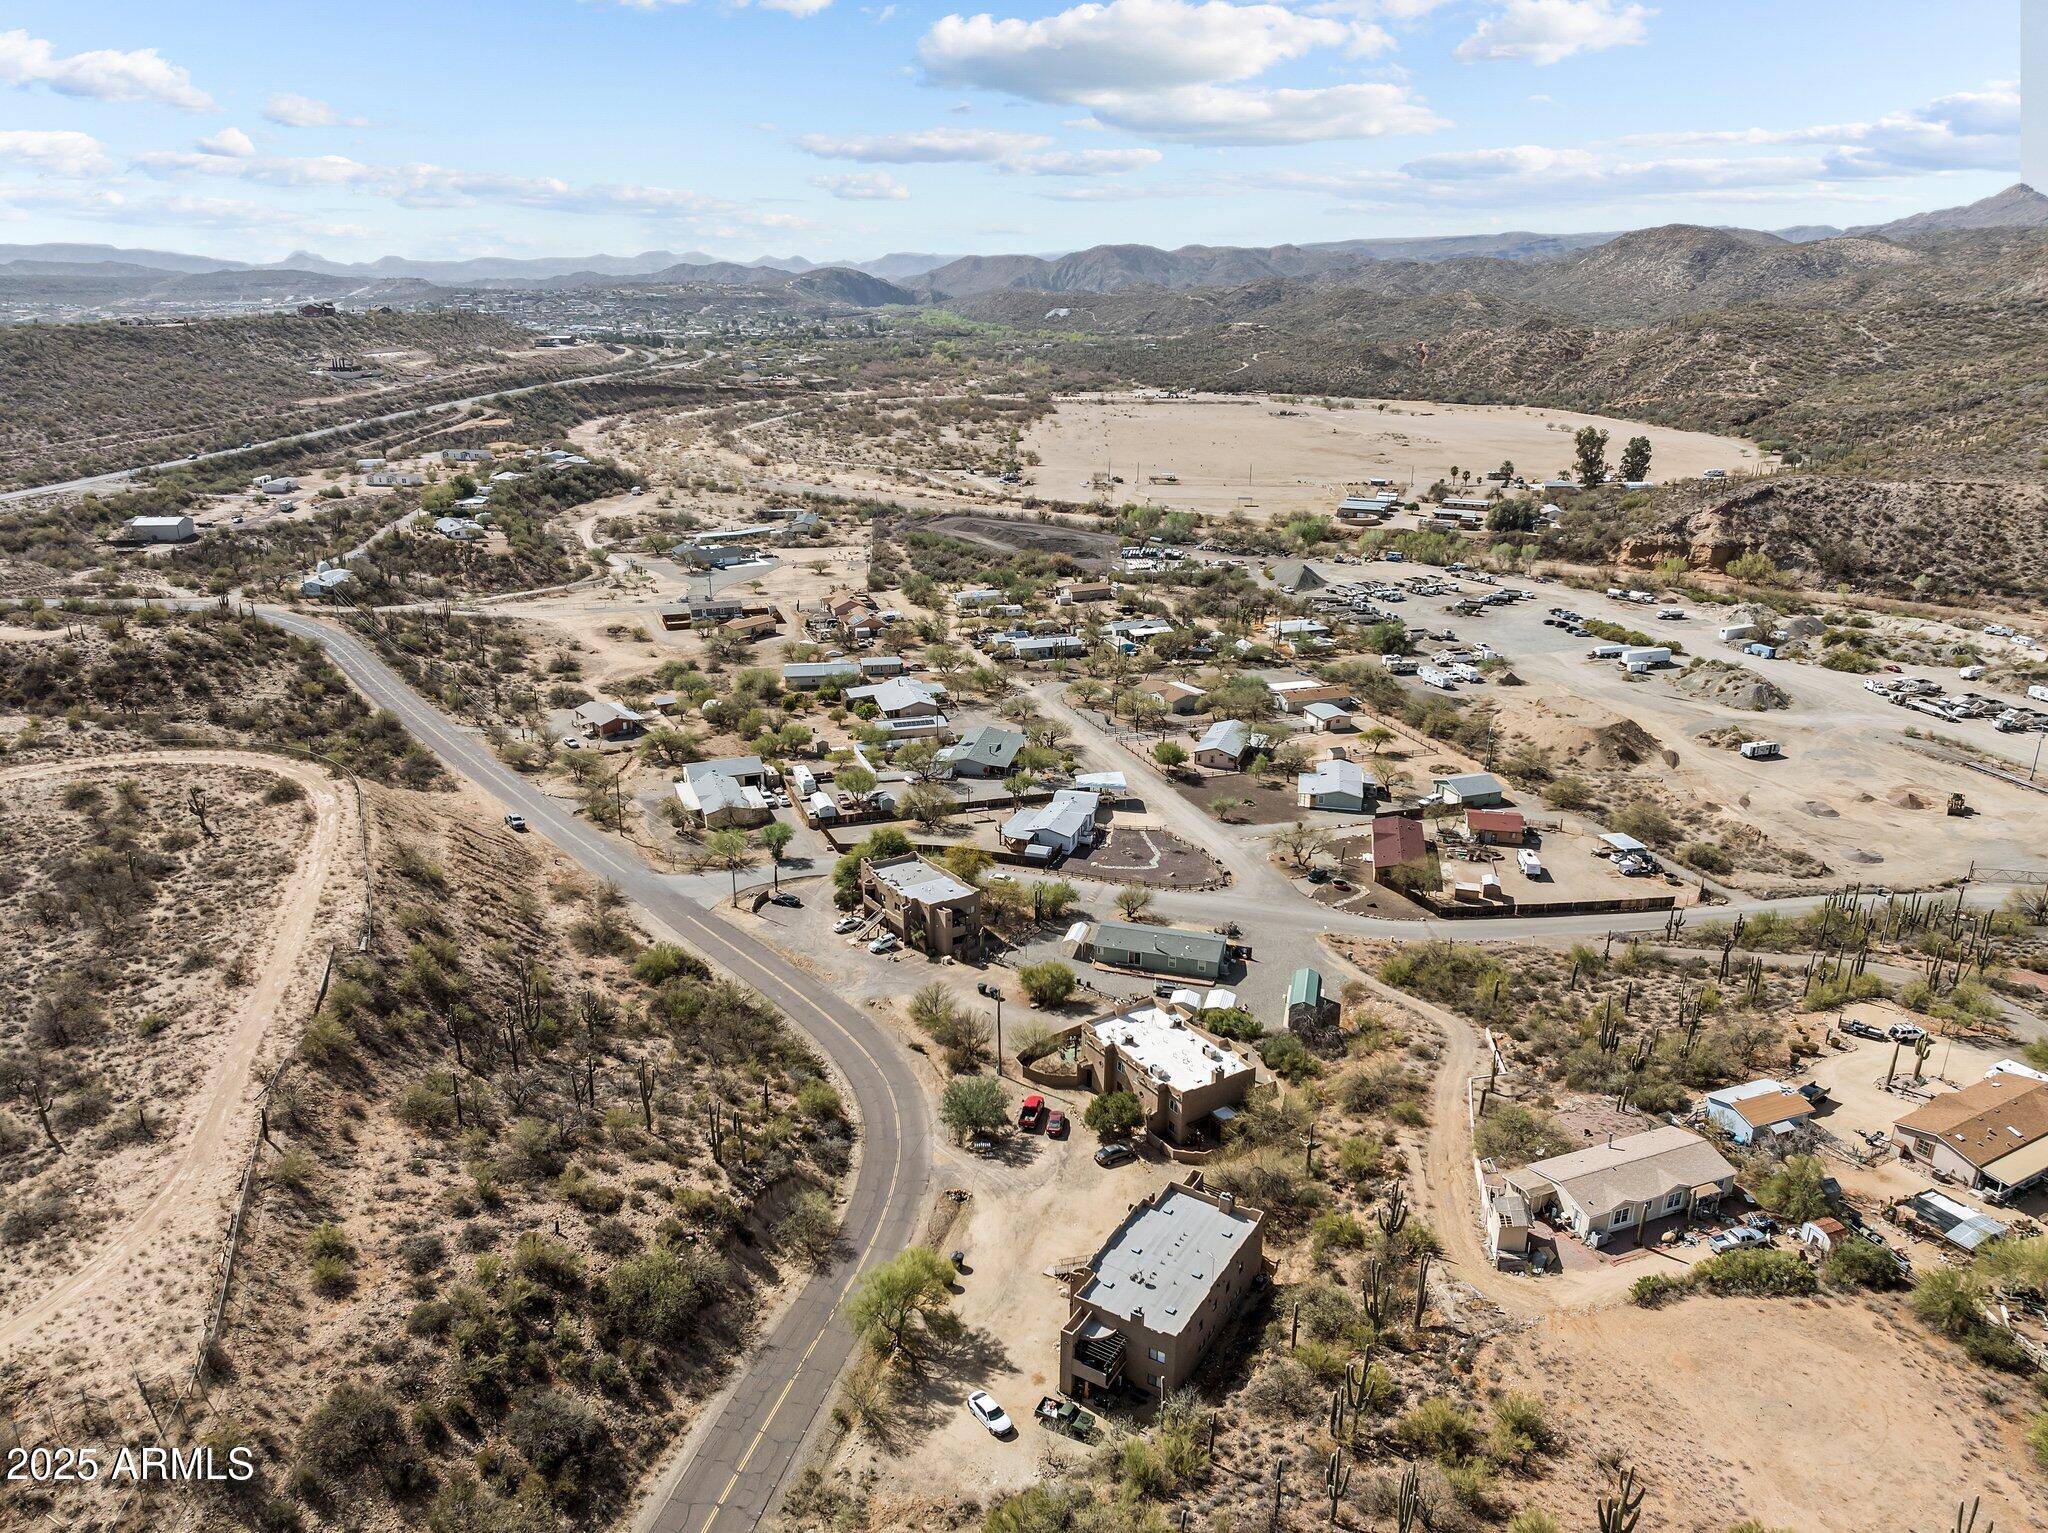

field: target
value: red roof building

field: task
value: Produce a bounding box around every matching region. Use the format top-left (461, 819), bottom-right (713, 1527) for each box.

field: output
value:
top-left (1370, 813), bottom-right (1429, 872)
top-left (1465, 808), bottom-right (1528, 844)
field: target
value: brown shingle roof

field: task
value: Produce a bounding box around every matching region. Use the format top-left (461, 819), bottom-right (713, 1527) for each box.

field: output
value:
top-left (1896, 1075), bottom-right (2048, 1169)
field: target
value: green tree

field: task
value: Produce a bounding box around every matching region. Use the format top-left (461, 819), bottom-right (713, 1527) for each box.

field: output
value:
top-left (844, 1247), bottom-right (961, 1367)
top-left (837, 764), bottom-right (879, 805)
top-left (1821, 1236), bottom-right (1904, 1291)
top-left (1153, 740), bottom-right (1189, 772)
top-left (1020, 961), bottom-right (1077, 1007)
top-left (1114, 885), bottom-right (1154, 920)
top-left (900, 781), bottom-right (956, 829)
top-left (1572, 426), bottom-right (1610, 487)
top-left (939, 1074), bottom-right (1008, 1141)
top-left (1084, 1090), bottom-right (1143, 1140)
top-left (1754, 1153), bottom-right (1831, 1223)
top-left (1619, 435), bottom-right (1652, 482)
top-left (1473, 1104), bottom-right (1571, 1168)
top-left (702, 828), bottom-right (757, 906)
top-left (759, 820), bottom-right (794, 889)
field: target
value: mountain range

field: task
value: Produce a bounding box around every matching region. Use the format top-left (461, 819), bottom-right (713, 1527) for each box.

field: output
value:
top-left (1, 184), bottom-right (2040, 316)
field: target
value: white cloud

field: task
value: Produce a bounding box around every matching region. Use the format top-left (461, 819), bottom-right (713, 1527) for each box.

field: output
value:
top-left (793, 127), bottom-right (1052, 163)
top-left (1079, 81), bottom-right (1444, 144)
top-left (262, 91), bottom-right (364, 128)
top-left (920, 0), bottom-right (1357, 98)
top-left (0, 28), bottom-right (215, 112)
top-left (760, 0), bottom-right (836, 15)
top-left (198, 127), bottom-right (256, 158)
top-left (1265, 84), bottom-right (2020, 216)
top-left (0, 180), bottom-right (372, 240)
top-left (1455, 0), bottom-right (1650, 66)
top-left (1005, 147), bottom-right (1162, 174)
top-left (811, 170), bottom-right (910, 199)
top-left (795, 127), bottom-right (1161, 175)
top-left (134, 145), bottom-right (799, 232)
top-left (0, 130), bottom-right (114, 178)
top-left (916, 0), bottom-right (1438, 145)
top-left (1618, 83), bottom-right (2021, 177)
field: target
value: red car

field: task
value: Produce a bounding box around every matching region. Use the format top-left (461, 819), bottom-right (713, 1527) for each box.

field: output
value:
top-left (1044, 1109), bottom-right (1069, 1139)
top-left (1017, 1094), bottom-right (1047, 1131)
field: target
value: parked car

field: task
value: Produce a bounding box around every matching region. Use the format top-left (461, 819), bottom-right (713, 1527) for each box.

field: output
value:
top-left (1708, 1226), bottom-right (1769, 1254)
top-left (867, 933), bottom-right (900, 955)
top-left (1841, 1019), bottom-right (1886, 1041)
top-left (1889, 1022), bottom-right (1927, 1043)
top-left (1045, 1110), bottom-right (1069, 1139)
top-left (967, 1391), bottom-right (1014, 1437)
top-left (1017, 1094), bottom-right (1047, 1131)
top-left (1094, 1143), bottom-right (1137, 1169)
top-left (833, 915), bottom-right (860, 934)
top-left (504, 813), bottom-right (528, 832)
top-left (770, 892), bottom-right (801, 908)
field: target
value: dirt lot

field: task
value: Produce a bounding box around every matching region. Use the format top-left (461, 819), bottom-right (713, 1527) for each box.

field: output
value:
top-left (834, 1120), bottom-right (1170, 1513)
top-left (1064, 825), bottom-right (1221, 888)
top-left (1315, 553), bottom-right (2048, 891)
top-left (1021, 394), bottom-right (1763, 519)
top-left (922, 512), bottom-right (1118, 566)
top-left (1487, 1294), bottom-right (2042, 1532)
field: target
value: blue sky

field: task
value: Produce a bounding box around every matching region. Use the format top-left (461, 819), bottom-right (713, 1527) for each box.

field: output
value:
top-left (0, 1), bottom-right (2023, 262)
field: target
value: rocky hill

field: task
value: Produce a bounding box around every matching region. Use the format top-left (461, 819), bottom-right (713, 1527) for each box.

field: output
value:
top-left (1592, 476), bottom-right (2048, 607)
top-left (953, 224), bottom-right (2048, 477)
top-left (1854, 182), bottom-right (2048, 238)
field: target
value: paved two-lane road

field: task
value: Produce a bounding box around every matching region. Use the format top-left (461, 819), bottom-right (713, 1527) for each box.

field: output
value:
top-left (262, 611), bottom-right (932, 1533)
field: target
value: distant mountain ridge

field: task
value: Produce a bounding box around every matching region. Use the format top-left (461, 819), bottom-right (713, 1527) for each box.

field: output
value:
top-left (1851, 182), bottom-right (2047, 237)
top-left (1, 185), bottom-right (2037, 316)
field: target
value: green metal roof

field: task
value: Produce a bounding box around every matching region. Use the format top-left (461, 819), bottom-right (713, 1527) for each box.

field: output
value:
top-left (1287, 967), bottom-right (1323, 1007)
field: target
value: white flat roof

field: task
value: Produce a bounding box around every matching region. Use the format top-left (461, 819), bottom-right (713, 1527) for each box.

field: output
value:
top-left (1090, 1005), bottom-right (1252, 1092)
top-left (868, 856), bottom-right (977, 905)
top-left (1079, 1183), bottom-right (1260, 1335)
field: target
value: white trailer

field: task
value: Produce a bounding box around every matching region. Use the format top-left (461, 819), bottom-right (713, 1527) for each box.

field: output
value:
top-left (1516, 849), bottom-right (1544, 878)
top-left (1416, 665), bottom-right (1457, 691)
top-left (1739, 740), bottom-right (1784, 760)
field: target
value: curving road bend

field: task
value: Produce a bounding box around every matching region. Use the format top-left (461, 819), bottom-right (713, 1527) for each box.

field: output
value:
top-left (261, 611), bottom-right (932, 1533)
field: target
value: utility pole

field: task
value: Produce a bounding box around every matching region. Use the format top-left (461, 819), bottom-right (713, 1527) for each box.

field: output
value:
top-left (993, 994), bottom-right (1005, 1079)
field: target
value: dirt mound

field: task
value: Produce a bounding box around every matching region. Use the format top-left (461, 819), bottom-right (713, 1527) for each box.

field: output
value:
top-left (1887, 786), bottom-right (1933, 810)
top-left (1590, 719), bottom-right (1661, 765)
top-left (1673, 660), bottom-right (1791, 712)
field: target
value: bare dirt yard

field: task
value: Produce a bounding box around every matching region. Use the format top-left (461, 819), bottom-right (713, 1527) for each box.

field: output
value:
top-left (1487, 1294), bottom-right (2041, 1532)
top-left (1021, 394), bottom-right (1764, 519)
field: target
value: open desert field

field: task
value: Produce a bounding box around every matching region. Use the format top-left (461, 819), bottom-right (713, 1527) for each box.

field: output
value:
top-left (1487, 1294), bottom-right (2040, 1532)
top-left (1020, 393), bottom-right (1767, 517)
top-left (0, 750), bottom-right (353, 1404)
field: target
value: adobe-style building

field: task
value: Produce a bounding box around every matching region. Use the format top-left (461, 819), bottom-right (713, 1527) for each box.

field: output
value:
top-left (1060, 1176), bottom-right (1266, 1403)
top-left (1077, 1004), bottom-right (1255, 1148)
top-left (859, 854), bottom-right (982, 960)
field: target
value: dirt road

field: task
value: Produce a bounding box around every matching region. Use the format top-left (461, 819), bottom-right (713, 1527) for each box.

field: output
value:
top-left (0, 750), bottom-right (351, 1355)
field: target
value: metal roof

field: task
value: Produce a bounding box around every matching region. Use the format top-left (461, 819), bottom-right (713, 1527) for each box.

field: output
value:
top-left (1091, 921), bottom-right (1230, 965)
